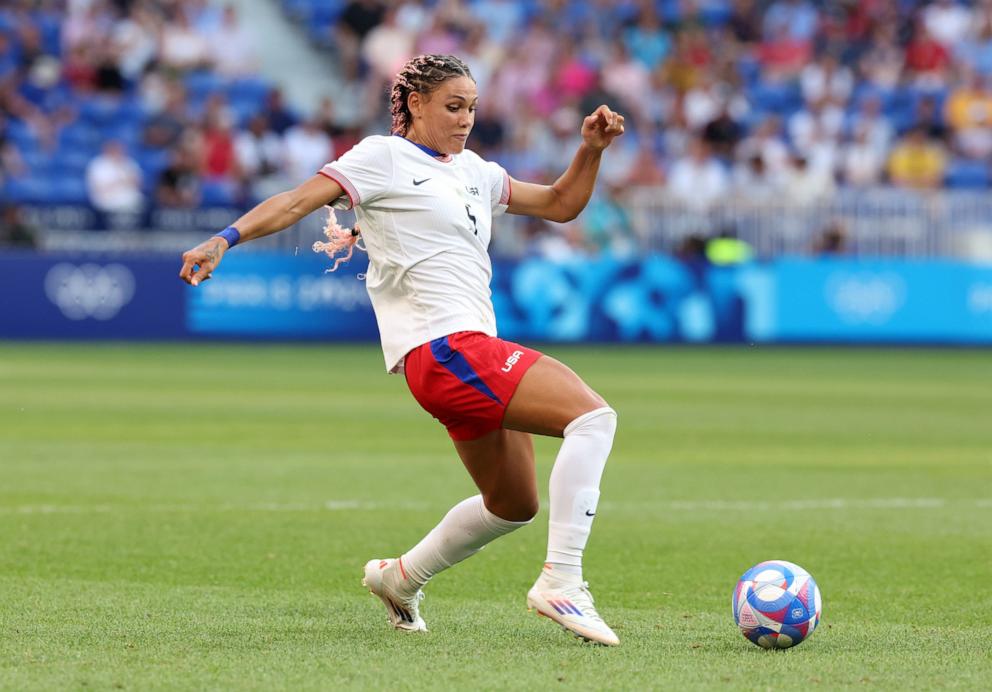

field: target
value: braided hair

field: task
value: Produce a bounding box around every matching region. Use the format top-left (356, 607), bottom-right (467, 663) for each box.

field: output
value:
top-left (390, 54), bottom-right (474, 136)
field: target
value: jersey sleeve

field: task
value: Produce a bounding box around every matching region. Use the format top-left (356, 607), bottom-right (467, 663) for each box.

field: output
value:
top-left (319, 136), bottom-right (393, 210)
top-left (485, 160), bottom-right (511, 217)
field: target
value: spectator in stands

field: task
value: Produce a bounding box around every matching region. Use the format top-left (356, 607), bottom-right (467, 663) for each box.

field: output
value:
top-left (667, 137), bottom-right (729, 209)
top-left (362, 6), bottom-right (416, 87)
top-left (660, 31), bottom-right (702, 93)
top-left (624, 7), bottom-right (671, 70)
top-left (15, 21), bottom-right (47, 76)
top-left (86, 140), bottom-right (144, 213)
top-left (601, 44), bottom-right (652, 127)
top-left (944, 70), bottom-right (992, 158)
top-left (209, 5), bottom-right (258, 77)
top-left (415, 12), bottom-right (462, 58)
top-left (683, 70), bottom-right (724, 132)
top-left (904, 19), bottom-right (952, 90)
top-left (841, 124), bottom-right (886, 187)
top-left (157, 144), bottom-right (202, 208)
top-left (923, 0), bottom-right (972, 49)
top-left (582, 185), bottom-right (637, 256)
top-left (955, 7), bottom-right (992, 76)
top-left (783, 153), bottom-right (836, 203)
top-left (859, 23), bottom-right (905, 90)
top-left (336, 0), bottom-right (386, 63)
top-left (471, 97), bottom-right (506, 159)
top-left (911, 94), bottom-right (950, 144)
top-left (727, 0), bottom-right (763, 47)
top-left (468, 0), bottom-right (524, 46)
top-left (62, 3), bottom-right (112, 56)
top-left (887, 126), bottom-right (948, 189)
top-left (283, 116), bottom-right (333, 184)
top-left (703, 100), bottom-right (744, 161)
top-left (459, 22), bottom-right (502, 97)
top-left (262, 88), bottom-right (297, 135)
top-left (159, 7), bottom-right (210, 73)
top-left (622, 141), bottom-right (666, 187)
top-left (0, 204), bottom-right (38, 249)
top-left (143, 81), bottom-right (189, 149)
top-left (811, 221), bottom-right (849, 255)
top-left (235, 113), bottom-right (285, 201)
top-left (93, 43), bottom-right (126, 94)
top-left (737, 115), bottom-right (791, 183)
top-left (757, 20), bottom-right (813, 81)
top-left (325, 54), bottom-right (375, 131)
top-left (847, 93), bottom-right (894, 159)
top-left (63, 42), bottom-right (97, 92)
top-left (552, 44), bottom-right (598, 110)
top-left (800, 51), bottom-right (853, 106)
top-left (732, 153), bottom-right (780, 200)
top-left (202, 106), bottom-right (239, 181)
top-left (0, 115), bottom-right (25, 184)
top-left (763, 0), bottom-right (819, 43)
top-left (789, 96), bottom-right (844, 157)
top-left (112, 3), bottom-right (158, 82)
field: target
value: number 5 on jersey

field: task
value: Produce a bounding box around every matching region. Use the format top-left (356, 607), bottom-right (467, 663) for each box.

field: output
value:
top-left (465, 204), bottom-right (478, 235)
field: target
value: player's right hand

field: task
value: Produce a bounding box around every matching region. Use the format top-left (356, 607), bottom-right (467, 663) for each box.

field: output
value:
top-left (179, 236), bottom-right (228, 286)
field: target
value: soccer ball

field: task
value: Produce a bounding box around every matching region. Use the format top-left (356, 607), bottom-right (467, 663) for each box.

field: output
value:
top-left (732, 560), bottom-right (822, 649)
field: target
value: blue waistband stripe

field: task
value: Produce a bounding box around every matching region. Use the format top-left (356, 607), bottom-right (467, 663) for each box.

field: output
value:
top-left (430, 336), bottom-right (503, 405)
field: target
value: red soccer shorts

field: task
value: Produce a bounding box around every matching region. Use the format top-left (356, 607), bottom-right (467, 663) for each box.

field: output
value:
top-left (404, 331), bottom-right (543, 441)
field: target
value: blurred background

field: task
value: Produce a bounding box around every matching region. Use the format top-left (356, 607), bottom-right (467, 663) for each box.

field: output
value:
top-left (1, 0), bottom-right (991, 345)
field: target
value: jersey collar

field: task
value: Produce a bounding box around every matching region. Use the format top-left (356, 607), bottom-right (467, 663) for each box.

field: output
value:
top-left (393, 134), bottom-right (452, 161)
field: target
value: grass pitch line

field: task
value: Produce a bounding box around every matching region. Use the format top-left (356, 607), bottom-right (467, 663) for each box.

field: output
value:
top-left (1, 498), bottom-right (988, 515)
top-left (599, 497), bottom-right (980, 512)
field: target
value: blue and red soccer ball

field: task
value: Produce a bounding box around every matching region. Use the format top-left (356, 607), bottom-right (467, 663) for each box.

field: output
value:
top-left (733, 560), bottom-right (822, 649)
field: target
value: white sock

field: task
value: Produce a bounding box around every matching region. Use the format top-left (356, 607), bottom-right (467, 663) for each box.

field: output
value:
top-left (400, 495), bottom-right (530, 589)
top-left (545, 407), bottom-right (617, 582)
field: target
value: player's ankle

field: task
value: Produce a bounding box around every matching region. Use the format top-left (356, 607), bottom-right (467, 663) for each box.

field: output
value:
top-left (542, 561), bottom-right (583, 581)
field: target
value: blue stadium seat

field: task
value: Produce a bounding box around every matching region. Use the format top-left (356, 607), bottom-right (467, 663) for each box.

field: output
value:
top-left (58, 123), bottom-right (102, 151)
top-left (134, 147), bottom-right (171, 176)
top-left (944, 159), bottom-right (990, 189)
top-left (78, 96), bottom-right (128, 125)
top-left (100, 121), bottom-right (142, 148)
top-left (701, 2), bottom-right (732, 27)
top-left (228, 77), bottom-right (269, 102)
top-left (57, 148), bottom-right (93, 174)
top-left (6, 123), bottom-right (41, 155)
top-left (52, 177), bottom-right (89, 205)
top-left (36, 13), bottom-right (61, 56)
top-left (201, 179), bottom-right (238, 206)
top-left (749, 81), bottom-right (802, 114)
top-left (185, 71), bottom-right (225, 99)
top-left (2, 176), bottom-right (50, 204)
top-left (308, 1), bottom-right (344, 26)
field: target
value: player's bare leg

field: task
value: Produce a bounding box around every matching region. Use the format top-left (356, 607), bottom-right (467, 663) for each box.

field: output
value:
top-left (364, 429), bottom-right (535, 633)
top-left (452, 428), bottom-right (538, 522)
top-left (504, 356), bottom-right (620, 646)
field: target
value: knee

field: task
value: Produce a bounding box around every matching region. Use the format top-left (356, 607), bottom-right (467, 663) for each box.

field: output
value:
top-left (565, 405), bottom-right (617, 439)
top-left (484, 493), bottom-right (539, 523)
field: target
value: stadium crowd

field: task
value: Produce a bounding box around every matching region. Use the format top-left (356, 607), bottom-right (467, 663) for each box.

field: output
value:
top-left (2, 0), bottom-right (992, 253)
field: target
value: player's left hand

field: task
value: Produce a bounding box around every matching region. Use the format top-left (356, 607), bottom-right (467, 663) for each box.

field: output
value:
top-left (582, 105), bottom-right (625, 151)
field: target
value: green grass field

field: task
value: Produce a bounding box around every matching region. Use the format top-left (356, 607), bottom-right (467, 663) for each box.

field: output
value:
top-left (1, 343), bottom-right (990, 690)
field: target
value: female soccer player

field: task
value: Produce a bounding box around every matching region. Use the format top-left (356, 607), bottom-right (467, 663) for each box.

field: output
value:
top-left (179, 55), bottom-right (625, 646)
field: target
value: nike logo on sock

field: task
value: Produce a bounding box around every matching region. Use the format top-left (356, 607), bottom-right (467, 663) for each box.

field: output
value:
top-left (413, 178), bottom-right (430, 186)
top-left (585, 510), bottom-right (596, 516)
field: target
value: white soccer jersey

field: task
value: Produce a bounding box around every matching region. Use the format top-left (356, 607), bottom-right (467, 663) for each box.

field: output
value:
top-left (320, 135), bottom-right (511, 372)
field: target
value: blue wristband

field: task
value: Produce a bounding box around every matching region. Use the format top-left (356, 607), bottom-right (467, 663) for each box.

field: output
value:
top-left (215, 226), bottom-right (241, 248)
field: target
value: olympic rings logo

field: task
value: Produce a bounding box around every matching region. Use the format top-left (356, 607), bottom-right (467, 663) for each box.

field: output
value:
top-left (44, 263), bottom-right (136, 321)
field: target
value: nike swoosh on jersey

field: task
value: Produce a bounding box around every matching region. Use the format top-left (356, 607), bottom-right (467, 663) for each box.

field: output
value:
top-left (413, 178), bottom-right (431, 186)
